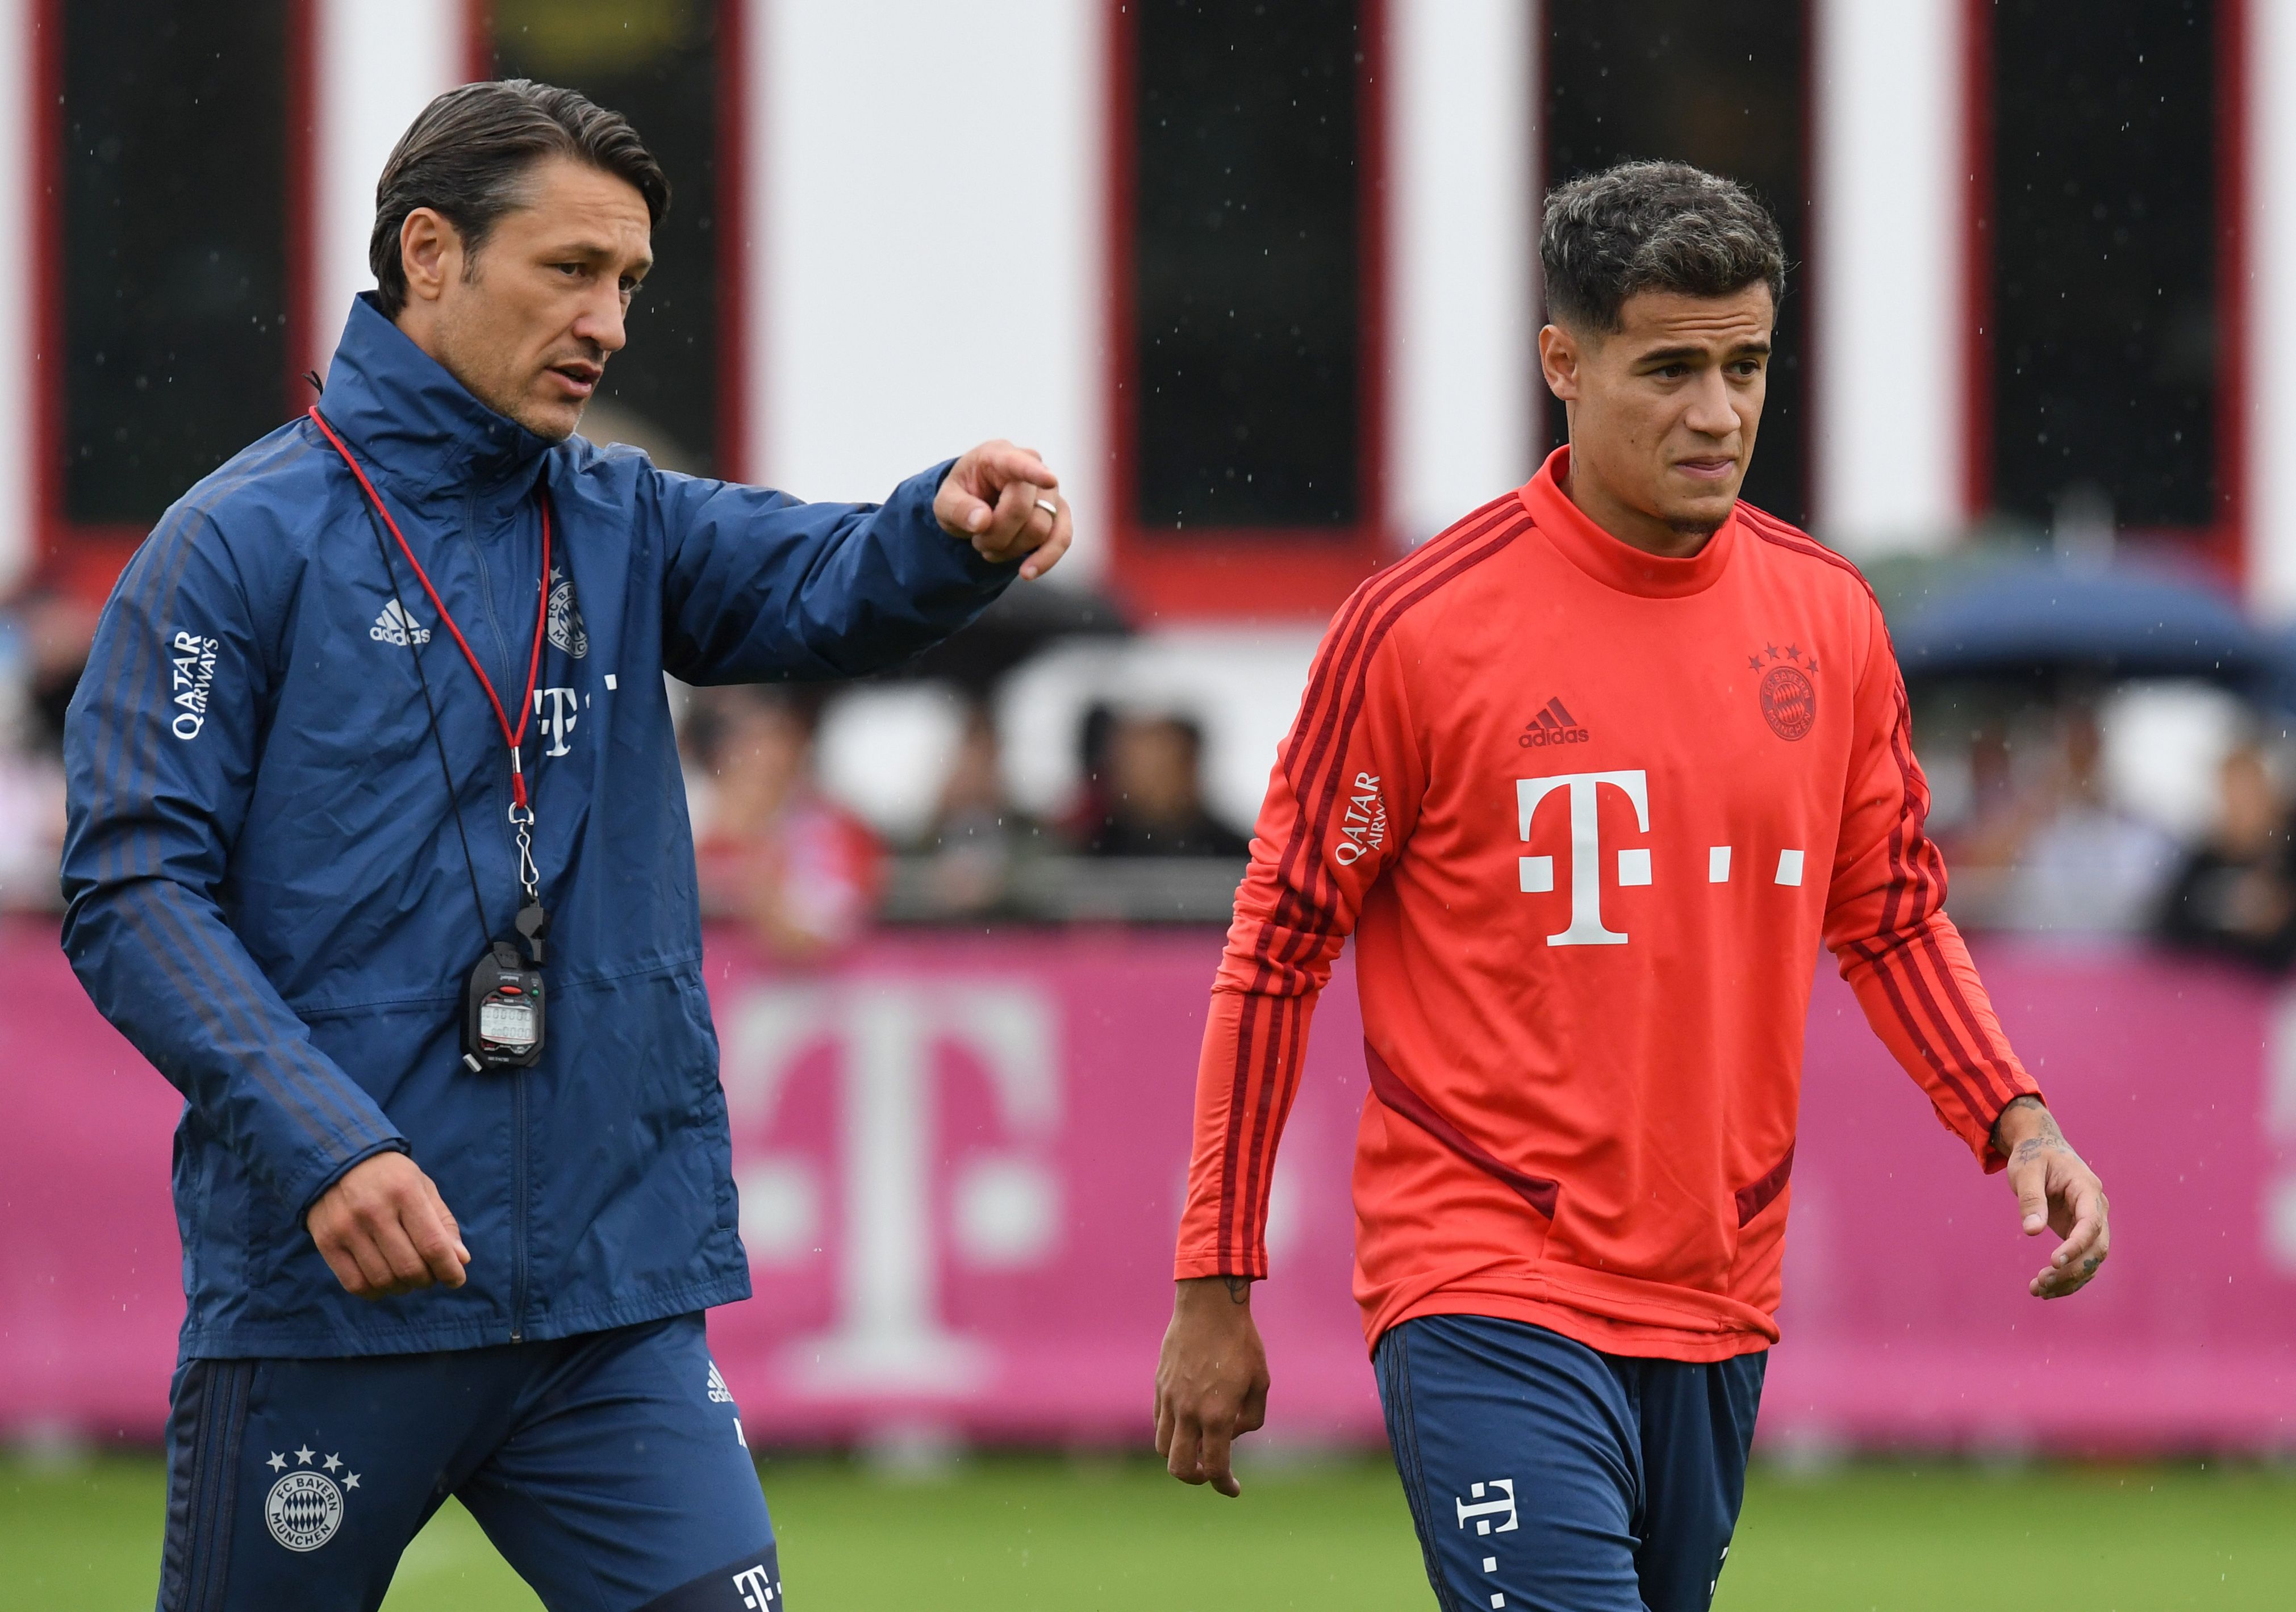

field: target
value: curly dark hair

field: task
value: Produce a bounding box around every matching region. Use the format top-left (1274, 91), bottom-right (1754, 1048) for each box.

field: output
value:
top-left (1540, 159), bottom-right (1785, 333)
top-left (369, 79), bottom-right (671, 318)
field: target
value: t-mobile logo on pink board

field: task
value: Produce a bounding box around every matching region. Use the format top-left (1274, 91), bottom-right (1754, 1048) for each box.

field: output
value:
top-left (718, 980), bottom-right (1063, 1396)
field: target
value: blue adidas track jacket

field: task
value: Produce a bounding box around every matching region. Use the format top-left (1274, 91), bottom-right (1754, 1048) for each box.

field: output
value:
top-left (60, 295), bottom-right (1013, 1359)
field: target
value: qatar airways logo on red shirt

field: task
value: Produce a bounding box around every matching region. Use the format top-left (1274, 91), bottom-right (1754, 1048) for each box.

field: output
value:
top-left (1333, 772), bottom-right (1388, 866)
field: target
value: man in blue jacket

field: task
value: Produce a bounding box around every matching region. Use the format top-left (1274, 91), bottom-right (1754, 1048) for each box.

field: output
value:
top-left (62, 80), bottom-right (1070, 1611)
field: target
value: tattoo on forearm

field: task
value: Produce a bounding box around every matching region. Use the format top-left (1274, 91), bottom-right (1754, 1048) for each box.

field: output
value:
top-left (1224, 1276), bottom-right (1252, 1304)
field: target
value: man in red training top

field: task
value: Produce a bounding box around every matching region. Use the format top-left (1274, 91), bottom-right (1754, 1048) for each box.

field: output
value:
top-left (1153, 160), bottom-right (2111, 1611)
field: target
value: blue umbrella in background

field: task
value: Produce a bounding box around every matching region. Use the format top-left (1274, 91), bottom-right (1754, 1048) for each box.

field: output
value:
top-left (1890, 556), bottom-right (2270, 690)
top-left (2256, 627), bottom-right (2296, 718)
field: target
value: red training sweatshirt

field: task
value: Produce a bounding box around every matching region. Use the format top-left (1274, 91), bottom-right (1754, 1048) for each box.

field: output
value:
top-left (1174, 449), bottom-right (2040, 1360)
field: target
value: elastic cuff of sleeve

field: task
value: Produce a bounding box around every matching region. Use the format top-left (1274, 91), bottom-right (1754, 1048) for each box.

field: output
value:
top-left (292, 1137), bottom-right (412, 1226)
top-left (1974, 1087), bottom-right (2047, 1173)
top-left (1172, 1254), bottom-right (1269, 1283)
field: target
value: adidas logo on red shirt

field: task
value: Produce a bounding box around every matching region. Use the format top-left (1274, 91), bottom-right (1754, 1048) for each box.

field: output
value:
top-left (1518, 697), bottom-right (1588, 747)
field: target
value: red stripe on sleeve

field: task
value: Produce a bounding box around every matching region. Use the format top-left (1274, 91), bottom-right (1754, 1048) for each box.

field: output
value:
top-left (1255, 502), bottom-right (1519, 960)
top-left (1238, 996), bottom-right (1307, 1261)
top-left (1911, 927), bottom-right (2027, 1110)
top-left (1256, 513), bottom-right (1527, 977)
top-left (1883, 933), bottom-right (1997, 1097)
top-left (1215, 992), bottom-right (1268, 1267)
top-left (1850, 937), bottom-right (1996, 1129)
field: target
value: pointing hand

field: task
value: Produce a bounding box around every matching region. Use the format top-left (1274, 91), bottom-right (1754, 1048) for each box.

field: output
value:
top-left (934, 440), bottom-right (1073, 581)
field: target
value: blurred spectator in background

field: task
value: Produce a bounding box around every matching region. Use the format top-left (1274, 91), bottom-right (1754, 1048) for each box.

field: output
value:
top-left (691, 686), bottom-right (882, 960)
top-left (0, 590), bottom-right (94, 910)
top-left (1996, 705), bottom-right (2178, 937)
top-left (2157, 744), bottom-right (2296, 970)
top-left (1938, 720), bottom-right (2023, 861)
top-left (917, 700), bottom-right (1044, 918)
top-left (1062, 702), bottom-right (1117, 849)
top-left (1080, 708), bottom-right (1249, 859)
top-left (17, 590), bottom-right (93, 751)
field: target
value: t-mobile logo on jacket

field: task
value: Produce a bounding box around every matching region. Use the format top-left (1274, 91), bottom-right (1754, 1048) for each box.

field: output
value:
top-left (1516, 769), bottom-right (1650, 946)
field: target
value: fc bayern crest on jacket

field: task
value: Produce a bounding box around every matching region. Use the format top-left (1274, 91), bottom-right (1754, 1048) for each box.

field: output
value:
top-left (547, 565), bottom-right (588, 657)
top-left (262, 1445), bottom-right (359, 1551)
top-left (1748, 643), bottom-right (1815, 741)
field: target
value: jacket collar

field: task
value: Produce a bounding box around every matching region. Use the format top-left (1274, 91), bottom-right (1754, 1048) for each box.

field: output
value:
top-left (1517, 446), bottom-right (1738, 599)
top-left (316, 293), bottom-right (554, 508)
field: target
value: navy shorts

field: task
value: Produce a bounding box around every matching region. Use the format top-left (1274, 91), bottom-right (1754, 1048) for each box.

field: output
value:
top-left (1374, 1314), bottom-right (1764, 1612)
top-left (155, 1313), bottom-right (782, 1612)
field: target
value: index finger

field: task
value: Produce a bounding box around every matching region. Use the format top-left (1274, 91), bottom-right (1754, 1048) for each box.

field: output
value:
top-left (2006, 1158), bottom-right (2050, 1237)
top-left (975, 443), bottom-right (1058, 493)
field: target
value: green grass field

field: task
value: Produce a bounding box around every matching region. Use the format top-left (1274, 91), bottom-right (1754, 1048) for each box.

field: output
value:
top-left (5, 1450), bottom-right (2291, 1610)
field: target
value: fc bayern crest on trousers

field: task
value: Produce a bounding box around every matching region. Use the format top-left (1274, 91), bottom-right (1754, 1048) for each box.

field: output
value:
top-left (262, 1444), bottom-right (360, 1551)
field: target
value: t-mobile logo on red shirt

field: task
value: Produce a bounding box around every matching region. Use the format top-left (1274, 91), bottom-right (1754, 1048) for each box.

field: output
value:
top-left (1517, 769), bottom-right (1651, 946)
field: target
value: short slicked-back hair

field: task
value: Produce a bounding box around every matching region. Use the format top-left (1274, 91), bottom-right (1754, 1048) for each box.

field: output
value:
top-left (369, 78), bottom-right (670, 318)
top-left (1541, 160), bottom-right (1785, 334)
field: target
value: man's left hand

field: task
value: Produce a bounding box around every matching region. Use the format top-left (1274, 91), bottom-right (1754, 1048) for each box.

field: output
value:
top-left (936, 441), bottom-right (1073, 581)
top-left (1993, 1095), bottom-right (2110, 1299)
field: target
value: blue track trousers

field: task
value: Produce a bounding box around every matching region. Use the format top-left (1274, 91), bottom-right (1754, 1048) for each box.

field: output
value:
top-left (155, 1314), bottom-right (782, 1611)
top-left (1375, 1315), bottom-right (1764, 1612)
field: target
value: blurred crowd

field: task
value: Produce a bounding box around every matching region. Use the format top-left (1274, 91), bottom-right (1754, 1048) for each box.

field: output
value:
top-left (0, 591), bottom-right (91, 912)
top-left (9, 587), bottom-right (2296, 971)
top-left (1926, 684), bottom-right (2296, 970)
top-left (678, 683), bottom-right (1250, 957)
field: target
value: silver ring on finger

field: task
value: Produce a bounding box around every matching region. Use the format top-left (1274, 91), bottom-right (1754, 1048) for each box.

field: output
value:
top-left (1034, 496), bottom-right (1059, 520)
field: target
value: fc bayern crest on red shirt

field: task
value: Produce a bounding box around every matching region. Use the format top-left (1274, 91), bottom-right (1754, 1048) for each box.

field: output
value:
top-left (1747, 642), bottom-right (1817, 741)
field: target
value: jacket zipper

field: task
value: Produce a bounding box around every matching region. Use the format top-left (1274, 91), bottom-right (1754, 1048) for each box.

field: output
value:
top-left (511, 1066), bottom-right (530, 1342)
top-left (471, 489), bottom-right (535, 1345)
top-left (463, 489), bottom-right (514, 676)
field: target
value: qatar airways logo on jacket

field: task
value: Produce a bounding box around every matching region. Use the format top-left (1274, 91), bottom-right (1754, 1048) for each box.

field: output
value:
top-left (168, 629), bottom-right (219, 741)
top-left (1334, 772), bottom-right (1387, 866)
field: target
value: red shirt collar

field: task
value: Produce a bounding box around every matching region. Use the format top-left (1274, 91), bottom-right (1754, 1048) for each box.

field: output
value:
top-left (1517, 445), bottom-right (1739, 599)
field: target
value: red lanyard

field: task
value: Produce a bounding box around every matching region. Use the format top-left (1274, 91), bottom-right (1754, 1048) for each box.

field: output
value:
top-left (308, 406), bottom-right (552, 812)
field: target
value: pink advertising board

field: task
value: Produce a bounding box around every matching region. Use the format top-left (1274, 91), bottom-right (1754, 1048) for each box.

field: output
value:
top-left (4, 914), bottom-right (2294, 1452)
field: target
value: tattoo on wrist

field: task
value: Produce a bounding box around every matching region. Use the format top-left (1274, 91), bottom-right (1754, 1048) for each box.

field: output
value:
top-left (1224, 1276), bottom-right (1252, 1304)
top-left (1992, 1094), bottom-right (2063, 1158)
